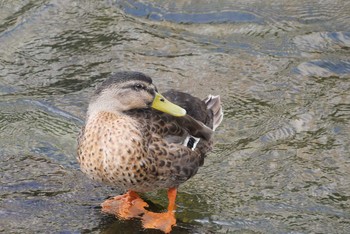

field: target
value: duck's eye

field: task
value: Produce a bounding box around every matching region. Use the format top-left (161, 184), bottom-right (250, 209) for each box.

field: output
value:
top-left (133, 84), bottom-right (145, 91)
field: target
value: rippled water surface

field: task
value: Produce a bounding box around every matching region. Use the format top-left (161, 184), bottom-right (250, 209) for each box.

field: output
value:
top-left (1, 0), bottom-right (350, 233)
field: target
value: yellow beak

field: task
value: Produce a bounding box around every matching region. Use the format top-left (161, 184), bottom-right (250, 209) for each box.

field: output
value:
top-left (151, 92), bottom-right (186, 117)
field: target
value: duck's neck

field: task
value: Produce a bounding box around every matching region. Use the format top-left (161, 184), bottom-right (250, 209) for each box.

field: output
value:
top-left (87, 98), bottom-right (126, 119)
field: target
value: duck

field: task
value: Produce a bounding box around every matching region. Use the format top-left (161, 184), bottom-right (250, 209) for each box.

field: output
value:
top-left (77, 71), bottom-right (223, 233)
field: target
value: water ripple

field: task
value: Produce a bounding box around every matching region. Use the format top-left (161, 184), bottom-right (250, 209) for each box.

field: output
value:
top-left (0, 99), bottom-right (80, 166)
top-left (294, 31), bottom-right (350, 53)
top-left (115, 0), bottom-right (261, 24)
top-left (296, 60), bottom-right (350, 77)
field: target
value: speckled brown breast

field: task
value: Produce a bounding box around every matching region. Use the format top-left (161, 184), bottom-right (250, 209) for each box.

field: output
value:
top-left (77, 111), bottom-right (207, 192)
top-left (77, 112), bottom-right (147, 189)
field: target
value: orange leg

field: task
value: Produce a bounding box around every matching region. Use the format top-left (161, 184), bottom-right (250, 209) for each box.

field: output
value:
top-left (101, 190), bottom-right (148, 219)
top-left (141, 187), bottom-right (177, 233)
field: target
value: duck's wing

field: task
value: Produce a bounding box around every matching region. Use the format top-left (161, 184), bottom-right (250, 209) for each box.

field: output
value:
top-left (163, 90), bottom-right (213, 126)
top-left (203, 94), bottom-right (224, 131)
top-left (163, 90), bottom-right (223, 139)
top-left (154, 90), bottom-right (223, 186)
top-left (171, 115), bottom-right (213, 141)
top-left (125, 91), bottom-right (223, 188)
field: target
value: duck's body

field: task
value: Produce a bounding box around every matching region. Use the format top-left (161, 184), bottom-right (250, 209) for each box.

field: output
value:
top-left (77, 72), bottom-right (223, 233)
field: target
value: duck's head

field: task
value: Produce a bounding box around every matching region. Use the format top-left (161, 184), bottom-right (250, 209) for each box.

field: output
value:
top-left (87, 71), bottom-right (187, 118)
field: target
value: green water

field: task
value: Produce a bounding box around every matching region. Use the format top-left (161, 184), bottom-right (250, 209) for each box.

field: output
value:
top-left (1, 1), bottom-right (350, 233)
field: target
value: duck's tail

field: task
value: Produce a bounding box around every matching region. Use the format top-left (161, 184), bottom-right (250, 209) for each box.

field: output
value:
top-left (204, 95), bottom-right (223, 131)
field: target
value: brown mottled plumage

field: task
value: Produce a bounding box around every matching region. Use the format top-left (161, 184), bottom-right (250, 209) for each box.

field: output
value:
top-left (77, 71), bottom-right (223, 233)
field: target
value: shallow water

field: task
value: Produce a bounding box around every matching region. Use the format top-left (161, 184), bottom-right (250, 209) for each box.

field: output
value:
top-left (1, 0), bottom-right (350, 233)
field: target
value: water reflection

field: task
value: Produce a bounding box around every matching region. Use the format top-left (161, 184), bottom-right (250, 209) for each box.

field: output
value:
top-left (1, 0), bottom-right (350, 233)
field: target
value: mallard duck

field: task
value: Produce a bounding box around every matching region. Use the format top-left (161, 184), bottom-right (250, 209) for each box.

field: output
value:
top-left (77, 71), bottom-right (223, 233)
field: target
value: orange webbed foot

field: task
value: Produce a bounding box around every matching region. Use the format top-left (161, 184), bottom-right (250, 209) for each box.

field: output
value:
top-left (141, 187), bottom-right (178, 233)
top-left (102, 188), bottom-right (178, 233)
top-left (142, 210), bottom-right (176, 233)
top-left (101, 191), bottom-right (148, 219)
